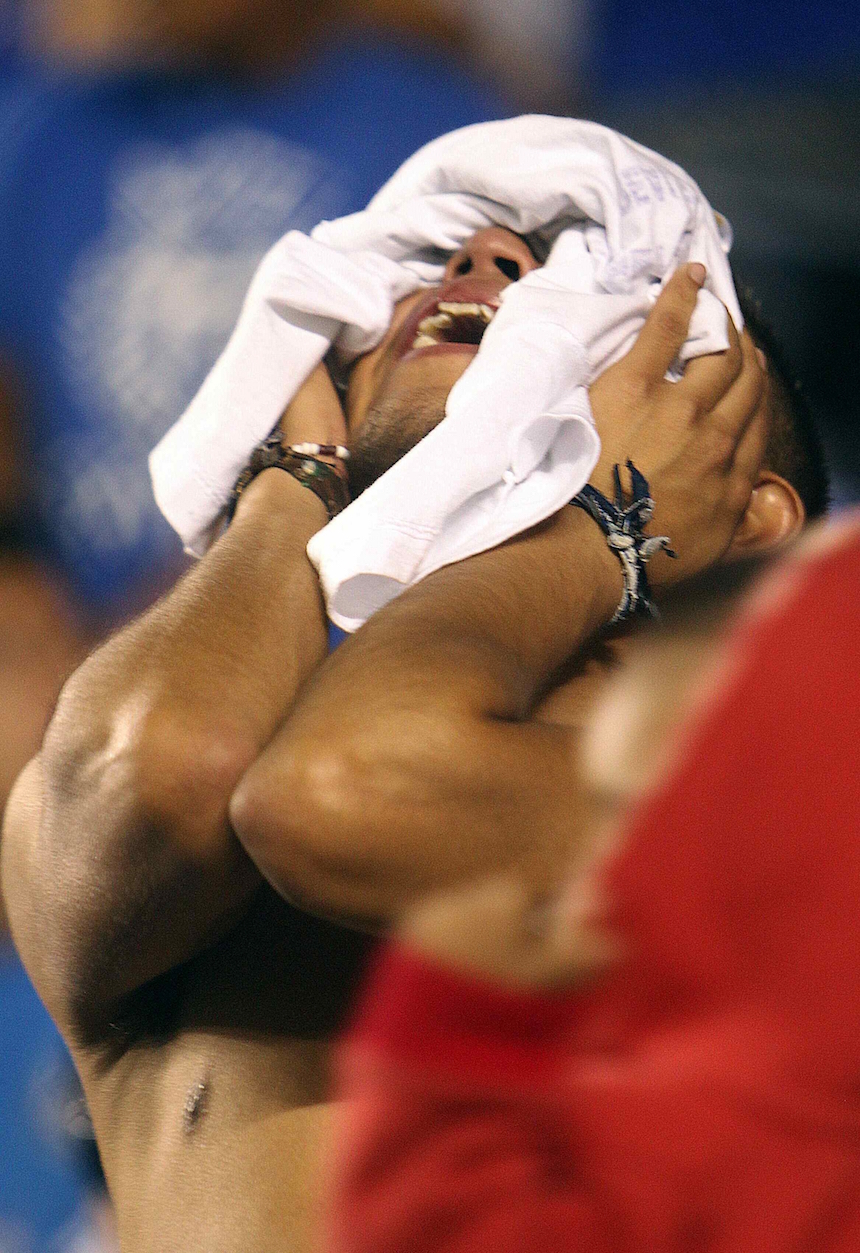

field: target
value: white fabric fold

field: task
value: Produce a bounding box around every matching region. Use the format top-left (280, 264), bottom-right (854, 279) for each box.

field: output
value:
top-left (148, 234), bottom-right (422, 553)
top-left (149, 115), bottom-right (742, 627)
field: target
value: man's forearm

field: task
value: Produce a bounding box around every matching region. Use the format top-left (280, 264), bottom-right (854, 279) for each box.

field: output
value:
top-left (229, 506), bottom-right (624, 923)
top-left (5, 469), bottom-right (332, 1017)
top-left (46, 469), bottom-right (330, 814)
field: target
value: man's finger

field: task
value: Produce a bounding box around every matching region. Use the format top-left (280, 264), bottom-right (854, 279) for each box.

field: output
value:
top-left (703, 330), bottom-right (766, 442)
top-left (624, 263), bottom-right (707, 384)
top-left (675, 308), bottom-right (744, 412)
top-left (731, 404), bottom-right (769, 491)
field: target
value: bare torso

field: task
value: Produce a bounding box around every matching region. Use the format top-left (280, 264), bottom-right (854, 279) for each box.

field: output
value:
top-left (11, 648), bottom-right (616, 1253)
top-left (79, 886), bottom-right (373, 1252)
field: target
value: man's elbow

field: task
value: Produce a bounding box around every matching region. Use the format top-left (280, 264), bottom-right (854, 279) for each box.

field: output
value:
top-left (229, 726), bottom-right (426, 922)
top-left (41, 678), bottom-right (257, 861)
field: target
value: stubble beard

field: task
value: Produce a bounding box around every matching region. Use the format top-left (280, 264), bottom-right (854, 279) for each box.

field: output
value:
top-left (347, 383), bottom-right (449, 498)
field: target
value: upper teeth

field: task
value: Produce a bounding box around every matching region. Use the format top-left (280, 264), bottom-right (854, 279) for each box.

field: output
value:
top-left (412, 301), bottom-right (497, 347)
top-left (437, 301), bottom-right (497, 319)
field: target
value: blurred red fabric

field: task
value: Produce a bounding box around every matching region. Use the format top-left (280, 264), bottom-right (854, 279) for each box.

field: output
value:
top-left (330, 512), bottom-right (860, 1253)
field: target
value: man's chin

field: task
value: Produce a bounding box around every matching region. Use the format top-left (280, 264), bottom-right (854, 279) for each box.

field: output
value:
top-left (347, 383), bottom-right (451, 497)
top-left (347, 353), bottom-right (475, 496)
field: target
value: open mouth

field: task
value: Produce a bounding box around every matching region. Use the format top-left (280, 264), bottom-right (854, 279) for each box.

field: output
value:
top-left (410, 299), bottom-right (499, 351)
top-left (393, 289), bottom-right (502, 366)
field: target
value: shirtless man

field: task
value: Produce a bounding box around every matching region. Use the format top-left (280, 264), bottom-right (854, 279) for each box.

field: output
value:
top-left (1, 229), bottom-right (825, 1251)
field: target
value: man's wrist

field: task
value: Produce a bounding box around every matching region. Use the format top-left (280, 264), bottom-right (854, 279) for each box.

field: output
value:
top-left (227, 430), bottom-right (350, 526)
top-left (563, 506), bottom-right (628, 635)
top-left (571, 463), bottom-right (676, 625)
top-left (230, 464), bottom-right (330, 533)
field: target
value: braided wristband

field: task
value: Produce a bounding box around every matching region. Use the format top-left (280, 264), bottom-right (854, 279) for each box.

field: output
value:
top-left (227, 431), bottom-right (350, 524)
top-left (570, 460), bottom-right (676, 624)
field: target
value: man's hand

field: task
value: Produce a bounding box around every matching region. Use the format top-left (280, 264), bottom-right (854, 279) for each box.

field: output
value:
top-left (588, 263), bottom-right (769, 590)
top-left (280, 363), bottom-right (348, 452)
top-left (400, 870), bottom-right (622, 991)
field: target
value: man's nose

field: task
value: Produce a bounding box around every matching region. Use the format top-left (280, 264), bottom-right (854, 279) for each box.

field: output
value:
top-left (443, 227), bottom-right (541, 286)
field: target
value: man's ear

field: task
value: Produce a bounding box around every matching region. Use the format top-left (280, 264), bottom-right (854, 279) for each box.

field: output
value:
top-left (725, 470), bottom-right (806, 558)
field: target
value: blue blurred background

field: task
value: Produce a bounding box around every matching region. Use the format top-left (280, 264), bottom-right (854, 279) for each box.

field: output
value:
top-left (0, 0), bottom-right (856, 1246)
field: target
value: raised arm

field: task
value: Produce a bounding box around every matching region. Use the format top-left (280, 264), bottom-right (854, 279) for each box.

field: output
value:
top-left (230, 267), bottom-right (769, 924)
top-left (0, 367), bottom-right (344, 1042)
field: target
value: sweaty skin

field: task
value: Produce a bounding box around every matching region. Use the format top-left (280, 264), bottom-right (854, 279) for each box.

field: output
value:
top-left (1, 237), bottom-right (790, 1252)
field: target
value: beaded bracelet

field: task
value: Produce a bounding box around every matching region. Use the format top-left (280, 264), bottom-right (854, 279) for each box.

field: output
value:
top-left (570, 460), bottom-right (676, 624)
top-left (227, 431), bottom-right (350, 524)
